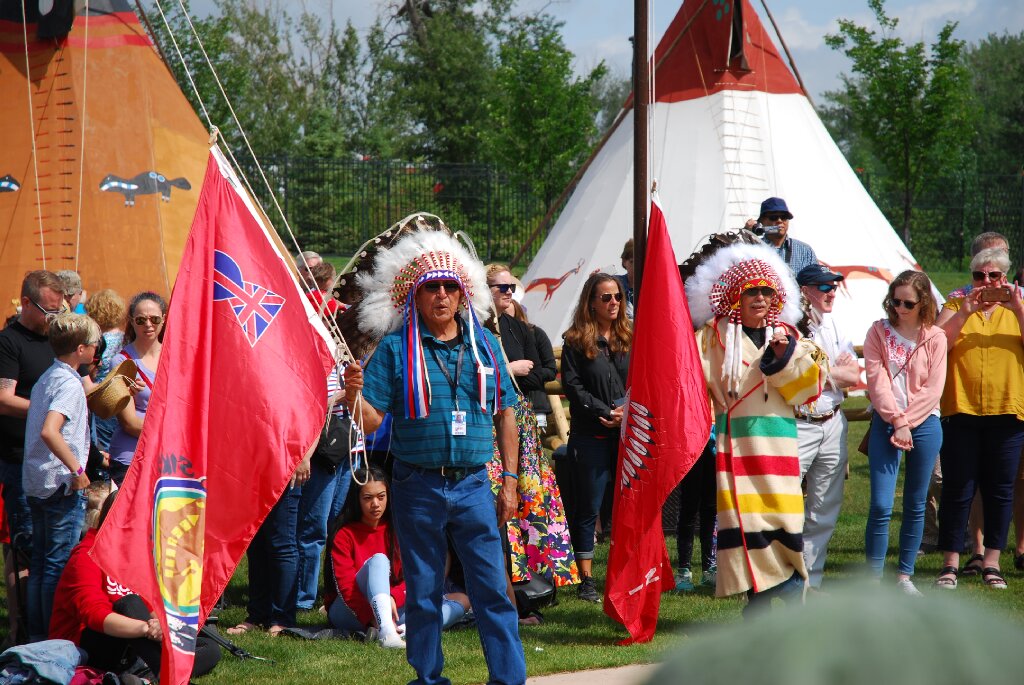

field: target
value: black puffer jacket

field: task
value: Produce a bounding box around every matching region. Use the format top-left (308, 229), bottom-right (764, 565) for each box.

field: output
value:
top-left (497, 313), bottom-right (555, 395)
top-left (561, 336), bottom-right (629, 437)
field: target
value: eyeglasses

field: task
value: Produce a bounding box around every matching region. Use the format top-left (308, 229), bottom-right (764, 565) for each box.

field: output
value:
top-left (815, 284), bottom-right (838, 293)
top-left (598, 292), bottom-right (623, 303)
top-left (30, 299), bottom-right (65, 318)
top-left (133, 315), bottom-right (164, 326)
top-left (744, 286), bottom-right (777, 298)
top-left (422, 280), bottom-right (460, 294)
top-left (489, 283), bottom-right (516, 294)
top-left (972, 270), bottom-right (1003, 281)
top-left (891, 298), bottom-right (919, 310)
top-left (762, 214), bottom-right (789, 222)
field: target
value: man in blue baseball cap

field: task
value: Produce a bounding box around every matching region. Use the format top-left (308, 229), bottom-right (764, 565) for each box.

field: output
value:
top-left (747, 197), bottom-right (818, 274)
top-left (793, 263), bottom-right (859, 590)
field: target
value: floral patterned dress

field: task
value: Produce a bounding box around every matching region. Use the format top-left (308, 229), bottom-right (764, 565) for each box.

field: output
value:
top-left (489, 394), bottom-right (579, 587)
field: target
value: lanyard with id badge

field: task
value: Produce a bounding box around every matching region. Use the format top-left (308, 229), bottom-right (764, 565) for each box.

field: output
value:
top-left (430, 343), bottom-right (468, 436)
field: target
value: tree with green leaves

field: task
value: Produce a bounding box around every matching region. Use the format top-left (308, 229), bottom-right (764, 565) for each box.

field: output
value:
top-left (824, 0), bottom-right (976, 244)
top-left (965, 32), bottom-right (1024, 175)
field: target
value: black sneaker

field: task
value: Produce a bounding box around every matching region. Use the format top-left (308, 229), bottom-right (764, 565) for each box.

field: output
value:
top-left (578, 575), bottom-right (600, 603)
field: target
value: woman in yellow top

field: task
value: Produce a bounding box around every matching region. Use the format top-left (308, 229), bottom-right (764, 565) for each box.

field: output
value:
top-left (934, 248), bottom-right (1024, 590)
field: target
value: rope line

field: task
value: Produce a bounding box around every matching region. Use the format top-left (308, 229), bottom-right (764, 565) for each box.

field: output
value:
top-left (21, 1), bottom-right (45, 268)
top-left (74, 0), bottom-right (90, 269)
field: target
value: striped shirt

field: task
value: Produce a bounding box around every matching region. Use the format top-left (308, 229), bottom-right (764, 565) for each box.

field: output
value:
top-left (22, 360), bottom-right (89, 498)
top-left (361, 322), bottom-right (515, 468)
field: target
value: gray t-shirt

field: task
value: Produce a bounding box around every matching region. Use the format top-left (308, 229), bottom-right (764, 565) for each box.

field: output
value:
top-left (22, 360), bottom-right (88, 498)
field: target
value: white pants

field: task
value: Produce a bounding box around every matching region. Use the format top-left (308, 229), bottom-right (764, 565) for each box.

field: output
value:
top-left (797, 411), bottom-right (849, 588)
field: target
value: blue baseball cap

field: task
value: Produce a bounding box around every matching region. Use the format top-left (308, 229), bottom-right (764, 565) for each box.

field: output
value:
top-left (796, 264), bottom-right (844, 286)
top-left (759, 197), bottom-right (793, 220)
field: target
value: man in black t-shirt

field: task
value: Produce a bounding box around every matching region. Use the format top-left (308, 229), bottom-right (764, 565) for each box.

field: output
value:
top-left (0, 270), bottom-right (64, 551)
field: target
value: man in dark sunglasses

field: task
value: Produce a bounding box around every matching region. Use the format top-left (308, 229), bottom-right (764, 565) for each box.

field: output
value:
top-left (793, 264), bottom-right (860, 589)
top-left (0, 270), bottom-right (65, 565)
top-left (745, 197), bottom-right (819, 275)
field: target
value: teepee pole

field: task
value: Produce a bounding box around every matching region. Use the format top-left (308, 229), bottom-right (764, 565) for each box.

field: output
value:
top-left (632, 0), bottom-right (649, 301)
top-left (759, 0), bottom-right (813, 105)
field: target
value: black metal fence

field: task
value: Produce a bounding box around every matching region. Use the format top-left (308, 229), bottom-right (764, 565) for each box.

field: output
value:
top-left (234, 157), bottom-right (548, 265)
top-left (237, 156), bottom-right (1024, 272)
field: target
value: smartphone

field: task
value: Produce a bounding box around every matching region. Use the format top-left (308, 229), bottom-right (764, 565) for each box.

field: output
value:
top-left (979, 286), bottom-right (1012, 303)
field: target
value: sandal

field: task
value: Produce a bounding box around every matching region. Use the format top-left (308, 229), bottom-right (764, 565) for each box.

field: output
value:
top-left (981, 567), bottom-right (1007, 590)
top-left (961, 554), bottom-right (985, 576)
top-left (934, 565), bottom-right (958, 590)
top-left (226, 621), bottom-right (261, 635)
top-left (267, 625), bottom-right (287, 638)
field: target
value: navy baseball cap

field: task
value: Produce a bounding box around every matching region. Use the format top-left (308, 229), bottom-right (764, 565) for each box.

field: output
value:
top-left (759, 197), bottom-right (793, 220)
top-left (797, 264), bottom-right (844, 286)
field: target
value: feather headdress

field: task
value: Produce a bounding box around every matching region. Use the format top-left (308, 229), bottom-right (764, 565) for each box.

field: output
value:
top-left (336, 213), bottom-right (500, 419)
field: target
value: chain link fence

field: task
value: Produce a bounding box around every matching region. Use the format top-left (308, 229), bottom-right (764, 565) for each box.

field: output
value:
top-left (237, 156), bottom-right (1023, 272)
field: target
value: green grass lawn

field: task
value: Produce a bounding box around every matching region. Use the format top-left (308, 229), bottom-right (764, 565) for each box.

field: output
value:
top-left (193, 397), bottom-right (1024, 684)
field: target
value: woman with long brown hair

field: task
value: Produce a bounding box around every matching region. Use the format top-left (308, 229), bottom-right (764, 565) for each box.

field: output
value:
top-left (559, 273), bottom-right (632, 603)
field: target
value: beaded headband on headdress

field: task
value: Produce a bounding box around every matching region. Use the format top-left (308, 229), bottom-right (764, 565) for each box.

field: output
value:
top-left (709, 258), bottom-right (785, 326)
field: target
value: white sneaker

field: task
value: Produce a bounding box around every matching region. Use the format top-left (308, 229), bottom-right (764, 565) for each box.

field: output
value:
top-left (896, 577), bottom-right (923, 597)
top-left (378, 631), bottom-right (407, 649)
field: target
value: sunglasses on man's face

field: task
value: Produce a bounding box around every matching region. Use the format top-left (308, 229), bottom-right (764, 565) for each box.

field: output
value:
top-left (597, 292), bottom-right (623, 303)
top-left (30, 299), bottom-right (65, 318)
top-left (744, 286), bottom-right (777, 298)
top-left (422, 280), bottom-right (460, 294)
top-left (133, 315), bottom-right (163, 326)
top-left (489, 283), bottom-right (516, 294)
top-left (972, 270), bottom-right (1003, 282)
top-left (762, 214), bottom-right (789, 222)
top-left (890, 298), bottom-right (919, 310)
top-left (814, 284), bottom-right (838, 293)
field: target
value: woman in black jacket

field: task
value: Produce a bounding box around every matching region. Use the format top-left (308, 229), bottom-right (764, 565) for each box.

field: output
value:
top-left (560, 273), bottom-right (632, 602)
top-left (485, 265), bottom-right (580, 600)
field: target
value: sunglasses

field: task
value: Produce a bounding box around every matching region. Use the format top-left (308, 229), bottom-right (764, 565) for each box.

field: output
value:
top-left (422, 280), bottom-right (460, 294)
top-left (972, 270), bottom-right (1003, 281)
top-left (744, 286), bottom-right (777, 298)
top-left (762, 214), bottom-right (789, 222)
top-left (890, 298), bottom-right (919, 310)
top-left (133, 315), bottom-right (164, 326)
top-left (814, 284), bottom-right (838, 293)
top-left (30, 299), bottom-right (65, 318)
top-left (598, 292), bottom-right (623, 303)
top-left (489, 283), bottom-right (517, 294)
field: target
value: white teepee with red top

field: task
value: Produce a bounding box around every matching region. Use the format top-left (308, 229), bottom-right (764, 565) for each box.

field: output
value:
top-left (520, 0), bottom-right (921, 345)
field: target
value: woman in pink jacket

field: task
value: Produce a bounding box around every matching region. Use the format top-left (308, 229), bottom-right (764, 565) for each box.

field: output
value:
top-left (863, 270), bottom-right (947, 596)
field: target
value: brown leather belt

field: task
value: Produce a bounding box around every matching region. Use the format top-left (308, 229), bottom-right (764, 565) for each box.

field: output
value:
top-left (795, 408), bottom-right (838, 424)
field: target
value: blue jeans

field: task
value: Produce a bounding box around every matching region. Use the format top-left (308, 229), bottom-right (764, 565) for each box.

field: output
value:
top-left (391, 460), bottom-right (525, 685)
top-left (27, 488), bottom-right (87, 640)
top-left (245, 485), bottom-right (301, 628)
top-left (0, 458), bottom-right (33, 552)
top-left (296, 460), bottom-right (352, 609)
top-left (865, 415), bottom-right (942, 577)
top-left (559, 432), bottom-right (616, 560)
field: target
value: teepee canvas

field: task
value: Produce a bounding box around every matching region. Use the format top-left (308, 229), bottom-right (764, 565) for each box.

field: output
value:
top-left (520, 0), bottom-right (922, 344)
top-left (0, 0), bottom-right (208, 311)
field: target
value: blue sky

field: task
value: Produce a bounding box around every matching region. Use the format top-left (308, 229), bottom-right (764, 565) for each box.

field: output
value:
top-left (189, 0), bottom-right (1024, 101)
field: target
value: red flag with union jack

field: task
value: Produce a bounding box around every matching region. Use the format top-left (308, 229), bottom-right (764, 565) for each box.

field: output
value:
top-left (603, 198), bottom-right (711, 643)
top-left (92, 146), bottom-right (334, 685)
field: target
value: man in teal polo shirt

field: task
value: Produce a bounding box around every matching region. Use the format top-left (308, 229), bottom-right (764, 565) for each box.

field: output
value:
top-left (345, 246), bottom-right (525, 685)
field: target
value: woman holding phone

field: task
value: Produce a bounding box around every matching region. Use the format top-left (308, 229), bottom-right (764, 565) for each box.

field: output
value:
top-left (934, 248), bottom-right (1024, 590)
top-left (559, 273), bottom-right (631, 603)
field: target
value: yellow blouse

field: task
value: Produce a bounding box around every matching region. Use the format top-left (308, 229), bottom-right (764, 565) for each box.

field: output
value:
top-left (940, 298), bottom-right (1024, 420)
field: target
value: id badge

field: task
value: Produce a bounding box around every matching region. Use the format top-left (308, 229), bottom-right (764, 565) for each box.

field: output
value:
top-left (451, 410), bottom-right (467, 436)
top-left (536, 413), bottom-right (548, 429)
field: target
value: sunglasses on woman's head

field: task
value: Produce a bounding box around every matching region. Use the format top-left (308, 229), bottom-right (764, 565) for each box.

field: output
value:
top-left (422, 280), bottom-right (460, 294)
top-left (890, 298), bottom-right (919, 310)
top-left (598, 292), bottom-right (623, 303)
top-left (133, 315), bottom-right (163, 326)
top-left (972, 270), bottom-right (1003, 281)
top-left (489, 283), bottom-right (516, 294)
top-left (744, 286), bottom-right (776, 298)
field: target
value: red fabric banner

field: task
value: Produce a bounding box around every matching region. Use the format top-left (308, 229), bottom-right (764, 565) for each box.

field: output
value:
top-left (91, 147), bottom-right (334, 685)
top-left (603, 199), bottom-right (711, 644)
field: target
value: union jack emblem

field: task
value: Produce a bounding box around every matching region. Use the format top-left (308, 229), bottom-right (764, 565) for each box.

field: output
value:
top-left (212, 250), bottom-right (285, 347)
